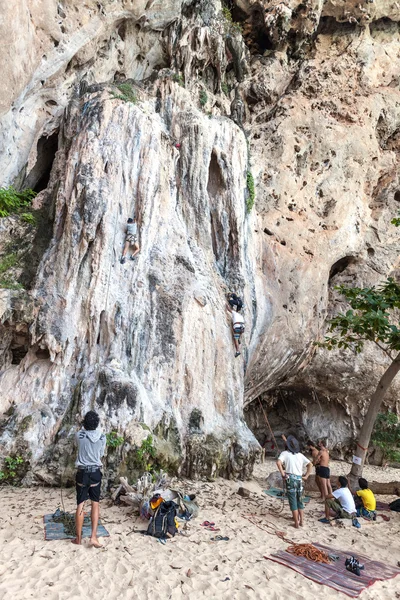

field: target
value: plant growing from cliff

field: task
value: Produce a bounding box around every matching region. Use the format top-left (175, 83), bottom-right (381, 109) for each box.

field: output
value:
top-left (221, 82), bottom-right (230, 97)
top-left (135, 435), bottom-right (157, 472)
top-left (172, 73), bottom-right (184, 87)
top-left (391, 215), bottom-right (400, 227)
top-left (199, 89), bottom-right (208, 107)
top-left (21, 212), bottom-right (36, 226)
top-left (0, 455), bottom-right (25, 484)
top-left (246, 171), bottom-right (255, 212)
top-left (318, 276), bottom-right (400, 479)
top-left (0, 187), bottom-right (36, 218)
top-left (372, 412), bottom-right (400, 464)
top-left (0, 251), bottom-right (24, 290)
top-left (106, 431), bottom-right (124, 449)
top-left (221, 5), bottom-right (243, 34)
top-left (112, 83), bottom-right (137, 104)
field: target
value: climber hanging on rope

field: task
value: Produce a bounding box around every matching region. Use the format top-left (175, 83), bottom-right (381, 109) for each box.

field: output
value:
top-left (226, 300), bottom-right (245, 358)
top-left (120, 215), bottom-right (140, 265)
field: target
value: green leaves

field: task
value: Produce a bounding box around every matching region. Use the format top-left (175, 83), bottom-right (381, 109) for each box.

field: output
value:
top-left (199, 89), bottom-right (208, 107)
top-left (320, 278), bottom-right (400, 354)
top-left (246, 171), bottom-right (255, 212)
top-left (106, 431), bottom-right (124, 448)
top-left (372, 412), bottom-right (400, 462)
top-left (111, 83), bottom-right (137, 104)
top-left (0, 455), bottom-right (25, 484)
top-left (135, 435), bottom-right (157, 473)
top-left (0, 187), bottom-right (36, 218)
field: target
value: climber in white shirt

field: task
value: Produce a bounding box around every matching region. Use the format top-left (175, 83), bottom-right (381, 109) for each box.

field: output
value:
top-left (227, 304), bottom-right (245, 358)
top-left (120, 215), bottom-right (140, 265)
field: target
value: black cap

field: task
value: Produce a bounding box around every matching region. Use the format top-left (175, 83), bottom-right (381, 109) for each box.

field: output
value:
top-left (286, 435), bottom-right (300, 454)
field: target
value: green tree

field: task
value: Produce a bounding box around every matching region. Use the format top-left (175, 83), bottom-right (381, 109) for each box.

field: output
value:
top-left (319, 277), bottom-right (400, 480)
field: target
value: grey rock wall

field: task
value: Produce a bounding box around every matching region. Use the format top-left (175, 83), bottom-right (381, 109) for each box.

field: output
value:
top-left (0, 0), bottom-right (400, 480)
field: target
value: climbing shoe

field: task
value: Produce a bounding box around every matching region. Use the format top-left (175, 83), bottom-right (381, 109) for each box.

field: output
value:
top-left (235, 351), bottom-right (241, 358)
top-left (352, 517), bottom-right (361, 529)
top-left (130, 255), bottom-right (137, 261)
top-left (345, 556), bottom-right (364, 576)
top-left (120, 257), bottom-right (126, 264)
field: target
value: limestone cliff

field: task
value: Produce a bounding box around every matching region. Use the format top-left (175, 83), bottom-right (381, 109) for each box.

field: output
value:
top-left (0, 0), bottom-right (399, 482)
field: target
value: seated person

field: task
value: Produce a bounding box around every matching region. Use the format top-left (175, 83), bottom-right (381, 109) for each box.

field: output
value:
top-left (355, 478), bottom-right (376, 520)
top-left (320, 476), bottom-right (356, 523)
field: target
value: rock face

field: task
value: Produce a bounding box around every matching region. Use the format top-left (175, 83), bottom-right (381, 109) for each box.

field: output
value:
top-left (1, 0), bottom-right (400, 481)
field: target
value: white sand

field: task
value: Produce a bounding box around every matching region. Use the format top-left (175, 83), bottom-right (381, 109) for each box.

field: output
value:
top-left (0, 459), bottom-right (399, 600)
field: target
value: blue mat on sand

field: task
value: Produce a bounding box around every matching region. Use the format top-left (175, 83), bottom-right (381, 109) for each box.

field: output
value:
top-left (263, 487), bottom-right (311, 503)
top-left (44, 513), bottom-right (110, 541)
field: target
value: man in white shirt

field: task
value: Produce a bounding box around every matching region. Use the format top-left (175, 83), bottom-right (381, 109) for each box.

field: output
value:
top-left (226, 304), bottom-right (245, 357)
top-left (320, 476), bottom-right (356, 523)
top-left (276, 435), bottom-right (313, 528)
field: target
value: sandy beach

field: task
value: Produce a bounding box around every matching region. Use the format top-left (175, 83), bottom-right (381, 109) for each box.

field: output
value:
top-left (0, 459), bottom-right (399, 600)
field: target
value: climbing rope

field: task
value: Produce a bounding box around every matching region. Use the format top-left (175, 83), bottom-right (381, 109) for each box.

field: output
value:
top-left (243, 515), bottom-right (332, 565)
top-left (257, 396), bottom-right (280, 454)
top-left (286, 543), bottom-right (331, 564)
top-left (241, 514), bottom-right (294, 544)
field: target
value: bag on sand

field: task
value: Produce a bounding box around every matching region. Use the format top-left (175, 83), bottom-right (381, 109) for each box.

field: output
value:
top-left (389, 498), bottom-right (400, 512)
top-left (147, 501), bottom-right (178, 539)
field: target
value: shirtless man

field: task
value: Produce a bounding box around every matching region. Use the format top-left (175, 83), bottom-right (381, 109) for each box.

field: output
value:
top-left (307, 440), bottom-right (323, 498)
top-left (317, 439), bottom-right (333, 500)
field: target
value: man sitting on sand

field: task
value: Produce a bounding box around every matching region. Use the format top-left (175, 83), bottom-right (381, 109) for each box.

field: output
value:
top-left (355, 478), bottom-right (376, 520)
top-left (276, 435), bottom-right (313, 528)
top-left (316, 439), bottom-right (333, 500)
top-left (73, 411), bottom-right (106, 547)
top-left (320, 476), bottom-right (356, 523)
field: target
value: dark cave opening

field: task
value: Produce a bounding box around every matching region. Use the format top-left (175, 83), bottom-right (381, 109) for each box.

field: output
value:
top-left (24, 131), bottom-right (59, 193)
top-left (316, 16), bottom-right (360, 37)
top-left (328, 256), bottom-right (357, 282)
top-left (244, 388), bottom-right (352, 459)
top-left (241, 6), bottom-right (274, 54)
top-left (4, 321), bottom-right (30, 365)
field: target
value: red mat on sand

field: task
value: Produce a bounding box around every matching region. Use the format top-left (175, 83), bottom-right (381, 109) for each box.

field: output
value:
top-left (265, 542), bottom-right (400, 598)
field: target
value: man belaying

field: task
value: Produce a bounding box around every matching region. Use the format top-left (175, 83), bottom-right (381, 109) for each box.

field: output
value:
top-left (72, 411), bottom-right (106, 548)
top-left (276, 434), bottom-right (313, 529)
top-left (120, 215), bottom-right (140, 264)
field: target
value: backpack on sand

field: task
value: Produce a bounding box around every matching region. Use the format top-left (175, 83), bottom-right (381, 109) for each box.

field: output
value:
top-left (147, 501), bottom-right (178, 539)
top-left (389, 498), bottom-right (400, 512)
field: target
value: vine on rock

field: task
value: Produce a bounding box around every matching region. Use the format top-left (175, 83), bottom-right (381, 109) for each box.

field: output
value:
top-left (246, 171), bottom-right (255, 212)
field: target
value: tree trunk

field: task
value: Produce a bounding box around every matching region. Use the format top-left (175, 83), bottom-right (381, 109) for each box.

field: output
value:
top-left (349, 351), bottom-right (400, 484)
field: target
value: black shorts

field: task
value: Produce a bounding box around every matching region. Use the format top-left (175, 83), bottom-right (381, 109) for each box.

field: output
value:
top-left (75, 469), bottom-right (102, 505)
top-left (318, 466), bottom-right (330, 479)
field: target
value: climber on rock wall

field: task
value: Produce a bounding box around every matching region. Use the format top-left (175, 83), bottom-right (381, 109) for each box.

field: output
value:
top-left (120, 216), bottom-right (140, 265)
top-left (227, 302), bottom-right (245, 358)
